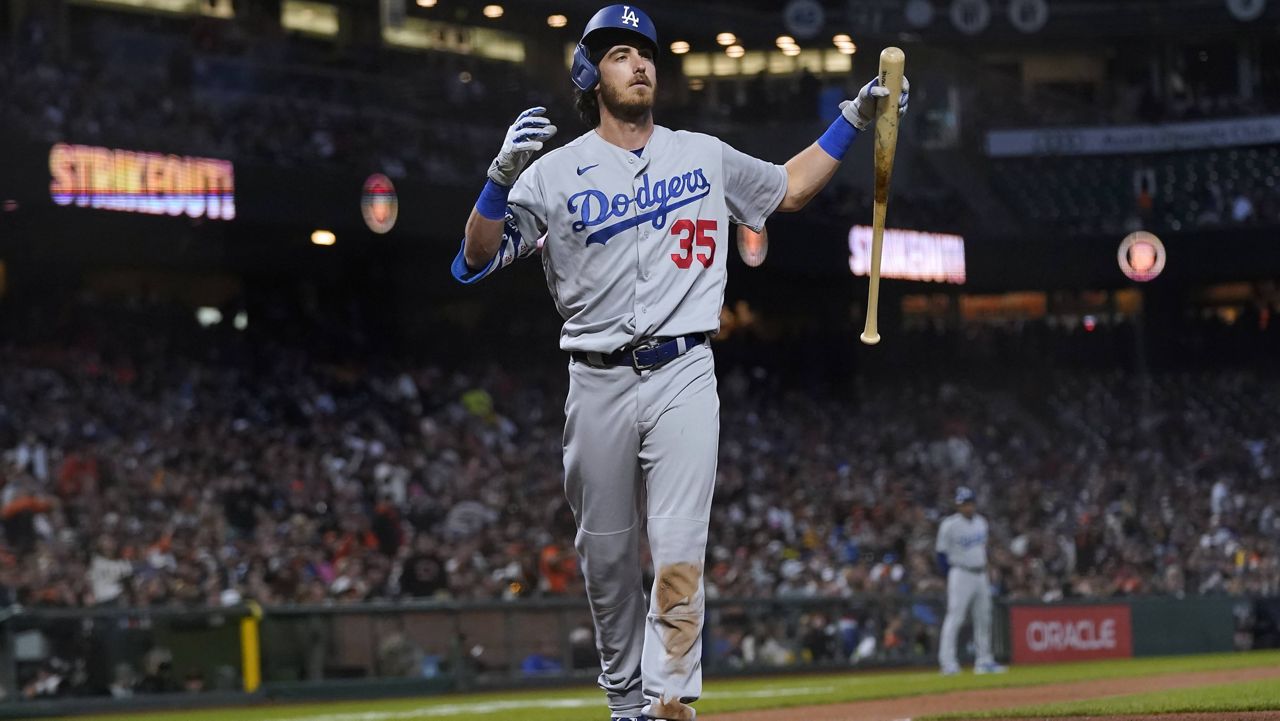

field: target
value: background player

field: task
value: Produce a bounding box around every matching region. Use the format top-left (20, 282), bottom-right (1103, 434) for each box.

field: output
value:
top-left (453, 4), bottom-right (908, 720)
top-left (936, 486), bottom-right (1008, 675)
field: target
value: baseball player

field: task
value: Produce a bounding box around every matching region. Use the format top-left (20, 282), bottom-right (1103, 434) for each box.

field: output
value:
top-left (936, 486), bottom-right (1007, 675)
top-left (453, 5), bottom-right (908, 719)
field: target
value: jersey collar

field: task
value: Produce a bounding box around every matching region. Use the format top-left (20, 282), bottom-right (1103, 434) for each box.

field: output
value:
top-left (590, 125), bottom-right (670, 176)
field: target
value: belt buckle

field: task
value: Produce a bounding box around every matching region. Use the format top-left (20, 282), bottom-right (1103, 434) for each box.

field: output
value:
top-left (630, 338), bottom-right (662, 371)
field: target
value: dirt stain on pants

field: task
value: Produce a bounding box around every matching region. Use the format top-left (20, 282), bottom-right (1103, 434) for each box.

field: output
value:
top-left (650, 561), bottom-right (701, 719)
top-left (655, 561), bottom-right (702, 658)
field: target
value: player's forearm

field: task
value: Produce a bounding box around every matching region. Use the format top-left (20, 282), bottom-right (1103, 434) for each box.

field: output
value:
top-left (778, 143), bottom-right (841, 212)
top-left (463, 207), bottom-right (505, 269)
top-left (462, 177), bottom-right (513, 270)
top-left (776, 76), bottom-right (908, 215)
top-left (777, 111), bottom-right (859, 212)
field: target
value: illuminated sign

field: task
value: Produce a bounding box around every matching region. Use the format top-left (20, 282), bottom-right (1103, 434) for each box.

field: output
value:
top-left (361, 173), bottom-right (399, 234)
top-left (49, 143), bottom-right (235, 220)
top-left (1117, 231), bottom-right (1165, 282)
top-left (848, 225), bottom-right (966, 284)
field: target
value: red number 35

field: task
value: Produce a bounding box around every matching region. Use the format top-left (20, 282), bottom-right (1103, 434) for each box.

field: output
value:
top-left (670, 219), bottom-right (717, 269)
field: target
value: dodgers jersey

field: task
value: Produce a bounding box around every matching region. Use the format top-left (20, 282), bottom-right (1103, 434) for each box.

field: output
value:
top-left (936, 513), bottom-right (989, 569)
top-left (453, 126), bottom-right (787, 353)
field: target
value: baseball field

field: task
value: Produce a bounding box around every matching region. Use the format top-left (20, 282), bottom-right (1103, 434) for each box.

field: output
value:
top-left (62, 649), bottom-right (1280, 721)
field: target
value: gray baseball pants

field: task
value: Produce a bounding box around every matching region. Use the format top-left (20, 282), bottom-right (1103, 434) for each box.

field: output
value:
top-left (563, 343), bottom-right (718, 721)
top-left (939, 566), bottom-right (995, 670)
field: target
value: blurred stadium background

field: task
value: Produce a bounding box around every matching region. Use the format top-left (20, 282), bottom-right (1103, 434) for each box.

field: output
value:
top-left (0, 0), bottom-right (1278, 717)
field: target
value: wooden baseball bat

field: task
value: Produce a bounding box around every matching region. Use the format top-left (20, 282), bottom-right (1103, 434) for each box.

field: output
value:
top-left (860, 47), bottom-right (905, 346)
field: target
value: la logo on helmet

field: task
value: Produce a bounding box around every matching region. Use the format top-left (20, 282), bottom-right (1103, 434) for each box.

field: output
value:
top-left (620, 6), bottom-right (640, 27)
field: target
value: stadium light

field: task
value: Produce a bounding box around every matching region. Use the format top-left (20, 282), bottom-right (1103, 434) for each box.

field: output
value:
top-left (716, 32), bottom-right (736, 46)
top-left (482, 4), bottom-right (503, 19)
top-left (776, 35), bottom-right (796, 48)
top-left (670, 40), bottom-right (690, 54)
top-left (547, 14), bottom-right (567, 28)
top-left (196, 307), bottom-right (222, 327)
top-left (781, 45), bottom-right (801, 56)
top-left (311, 230), bottom-right (336, 246)
top-left (416, 0), bottom-right (436, 6)
top-left (833, 33), bottom-right (852, 44)
top-left (726, 44), bottom-right (744, 58)
top-left (837, 43), bottom-right (856, 54)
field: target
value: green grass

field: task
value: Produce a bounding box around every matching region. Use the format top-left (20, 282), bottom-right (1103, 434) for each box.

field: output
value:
top-left (927, 678), bottom-right (1280, 718)
top-left (61, 650), bottom-right (1280, 721)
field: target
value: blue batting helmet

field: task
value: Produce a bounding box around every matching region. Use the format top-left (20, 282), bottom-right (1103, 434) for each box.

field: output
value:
top-left (570, 4), bottom-right (658, 91)
top-left (955, 486), bottom-right (976, 505)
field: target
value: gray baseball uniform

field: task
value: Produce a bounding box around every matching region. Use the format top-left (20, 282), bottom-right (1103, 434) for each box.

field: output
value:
top-left (454, 126), bottom-right (786, 720)
top-left (936, 512), bottom-right (995, 670)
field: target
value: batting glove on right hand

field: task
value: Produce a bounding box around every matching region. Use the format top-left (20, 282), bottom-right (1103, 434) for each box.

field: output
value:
top-left (488, 106), bottom-right (558, 187)
top-left (840, 76), bottom-right (910, 131)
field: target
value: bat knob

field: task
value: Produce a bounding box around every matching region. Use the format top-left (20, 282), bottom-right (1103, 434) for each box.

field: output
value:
top-left (859, 332), bottom-right (881, 346)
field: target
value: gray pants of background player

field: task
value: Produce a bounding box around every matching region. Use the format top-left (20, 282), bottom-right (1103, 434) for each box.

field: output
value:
top-left (938, 566), bottom-right (995, 669)
top-left (563, 343), bottom-right (718, 721)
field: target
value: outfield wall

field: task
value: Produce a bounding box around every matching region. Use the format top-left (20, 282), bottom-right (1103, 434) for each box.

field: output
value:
top-left (0, 594), bottom-right (1271, 719)
top-left (1002, 596), bottom-right (1246, 665)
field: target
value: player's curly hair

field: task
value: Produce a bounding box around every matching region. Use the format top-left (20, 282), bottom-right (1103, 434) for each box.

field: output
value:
top-left (574, 88), bottom-right (601, 128)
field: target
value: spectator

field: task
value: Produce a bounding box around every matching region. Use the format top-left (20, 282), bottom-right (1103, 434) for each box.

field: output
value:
top-left (87, 537), bottom-right (133, 606)
top-left (538, 538), bottom-right (577, 596)
top-left (1232, 193), bottom-right (1256, 224)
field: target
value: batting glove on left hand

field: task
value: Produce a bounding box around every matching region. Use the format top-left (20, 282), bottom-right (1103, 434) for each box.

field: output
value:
top-left (488, 106), bottom-right (558, 187)
top-left (840, 76), bottom-right (910, 131)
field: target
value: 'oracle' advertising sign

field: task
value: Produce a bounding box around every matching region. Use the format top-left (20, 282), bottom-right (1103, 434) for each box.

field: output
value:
top-left (1010, 604), bottom-right (1133, 664)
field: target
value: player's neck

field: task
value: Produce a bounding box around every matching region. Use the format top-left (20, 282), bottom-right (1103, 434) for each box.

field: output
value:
top-left (595, 112), bottom-right (654, 152)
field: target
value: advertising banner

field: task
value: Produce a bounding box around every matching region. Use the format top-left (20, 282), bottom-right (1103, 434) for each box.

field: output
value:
top-left (1010, 604), bottom-right (1133, 664)
top-left (986, 115), bottom-right (1280, 157)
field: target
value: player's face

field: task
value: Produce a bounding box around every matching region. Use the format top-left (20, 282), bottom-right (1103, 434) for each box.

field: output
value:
top-left (597, 43), bottom-right (656, 121)
top-left (960, 501), bottom-right (976, 519)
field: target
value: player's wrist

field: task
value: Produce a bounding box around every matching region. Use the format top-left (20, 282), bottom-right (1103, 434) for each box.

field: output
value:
top-left (817, 115), bottom-right (859, 161)
top-left (475, 178), bottom-right (511, 221)
top-left (486, 154), bottom-right (523, 189)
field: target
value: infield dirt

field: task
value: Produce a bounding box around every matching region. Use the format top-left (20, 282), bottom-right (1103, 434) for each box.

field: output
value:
top-left (711, 665), bottom-right (1280, 721)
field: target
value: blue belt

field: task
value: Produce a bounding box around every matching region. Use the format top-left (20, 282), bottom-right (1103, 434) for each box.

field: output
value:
top-left (572, 333), bottom-right (706, 372)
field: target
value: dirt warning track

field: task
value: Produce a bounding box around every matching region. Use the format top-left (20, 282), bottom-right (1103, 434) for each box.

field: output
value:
top-left (711, 665), bottom-right (1280, 721)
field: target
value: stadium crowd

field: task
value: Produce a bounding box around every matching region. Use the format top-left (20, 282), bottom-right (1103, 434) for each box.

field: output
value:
top-left (3, 302), bottom-right (1278, 614)
top-left (0, 9), bottom-right (553, 186)
top-left (0, 9), bottom-right (976, 232)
